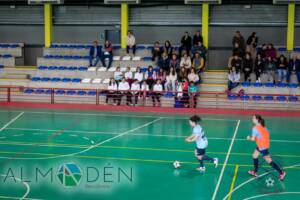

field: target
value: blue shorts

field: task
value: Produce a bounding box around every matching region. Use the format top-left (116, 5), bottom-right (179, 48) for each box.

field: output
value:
top-left (196, 148), bottom-right (206, 156)
top-left (256, 147), bottom-right (270, 157)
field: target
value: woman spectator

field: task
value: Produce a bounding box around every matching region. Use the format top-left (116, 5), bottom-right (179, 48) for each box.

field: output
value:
top-left (182, 78), bottom-right (190, 108)
top-left (265, 43), bottom-right (277, 61)
top-left (152, 41), bottom-right (162, 62)
top-left (152, 79), bottom-right (163, 107)
top-left (243, 53), bottom-right (253, 82)
top-left (180, 53), bottom-right (192, 69)
top-left (228, 66), bottom-right (240, 91)
top-left (103, 40), bottom-right (113, 69)
top-left (254, 54), bottom-right (264, 83)
top-left (188, 81), bottom-right (198, 108)
top-left (179, 31), bottom-right (192, 56)
top-left (287, 54), bottom-right (300, 83)
top-left (232, 31), bottom-right (245, 51)
top-left (169, 53), bottom-right (180, 72)
top-left (165, 67), bottom-right (177, 92)
top-left (191, 41), bottom-right (207, 60)
top-left (257, 44), bottom-right (267, 59)
top-left (134, 67), bottom-right (144, 83)
top-left (193, 30), bottom-right (203, 46)
top-left (231, 55), bottom-right (243, 72)
top-left (124, 66), bottom-right (133, 85)
top-left (145, 65), bottom-right (157, 90)
top-left (126, 31), bottom-right (136, 55)
top-left (157, 68), bottom-right (167, 88)
top-left (188, 68), bottom-right (200, 84)
top-left (130, 79), bottom-right (141, 105)
top-left (106, 78), bottom-right (118, 105)
top-left (141, 80), bottom-right (150, 99)
top-left (192, 52), bottom-right (205, 73)
top-left (178, 67), bottom-right (188, 82)
top-left (232, 42), bottom-right (244, 58)
top-left (158, 52), bottom-right (170, 72)
top-left (246, 32), bottom-right (258, 58)
top-left (114, 66), bottom-right (123, 83)
top-left (117, 77), bottom-right (132, 106)
top-left (264, 56), bottom-right (276, 83)
top-left (163, 40), bottom-right (173, 58)
top-left (277, 55), bottom-right (288, 83)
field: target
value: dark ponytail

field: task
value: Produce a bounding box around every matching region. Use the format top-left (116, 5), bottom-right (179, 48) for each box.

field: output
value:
top-left (255, 114), bottom-right (265, 127)
top-left (190, 115), bottom-right (201, 123)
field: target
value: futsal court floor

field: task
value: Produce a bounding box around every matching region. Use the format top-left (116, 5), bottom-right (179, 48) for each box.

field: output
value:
top-left (0, 107), bottom-right (299, 200)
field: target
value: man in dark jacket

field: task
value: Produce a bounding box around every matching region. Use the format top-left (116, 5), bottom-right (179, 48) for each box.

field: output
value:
top-left (179, 31), bottom-right (192, 57)
top-left (89, 41), bottom-right (103, 67)
top-left (287, 54), bottom-right (300, 84)
top-left (193, 30), bottom-right (203, 46)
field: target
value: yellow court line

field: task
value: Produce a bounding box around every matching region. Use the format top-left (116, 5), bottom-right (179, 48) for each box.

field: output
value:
top-left (228, 165), bottom-right (239, 200)
top-left (0, 141), bottom-right (300, 158)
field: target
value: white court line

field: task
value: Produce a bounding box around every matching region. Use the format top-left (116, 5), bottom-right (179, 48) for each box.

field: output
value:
top-left (0, 173), bottom-right (35, 200)
top-left (0, 117), bottom-right (163, 160)
top-left (0, 112), bottom-right (24, 132)
top-left (222, 163), bottom-right (300, 200)
top-left (0, 110), bottom-right (238, 122)
top-left (5, 127), bottom-right (300, 144)
top-left (212, 120), bottom-right (241, 200)
top-left (243, 192), bottom-right (300, 200)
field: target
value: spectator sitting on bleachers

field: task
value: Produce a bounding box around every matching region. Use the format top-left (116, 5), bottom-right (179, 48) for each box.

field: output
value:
top-left (178, 67), bottom-right (188, 82)
top-left (228, 66), bottom-right (240, 91)
top-left (232, 31), bottom-right (246, 52)
top-left (179, 31), bottom-right (192, 56)
top-left (89, 41), bottom-right (103, 67)
top-left (163, 40), bottom-right (173, 58)
top-left (229, 55), bottom-right (242, 72)
top-left (169, 53), bottom-right (180, 72)
top-left (246, 32), bottom-right (258, 59)
top-left (188, 81), bottom-right (198, 108)
top-left (145, 65), bottom-right (157, 90)
top-left (117, 77), bottom-right (132, 106)
top-left (158, 52), bottom-right (170, 72)
top-left (130, 79), bottom-right (141, 105)
top-left (254, 54), bottom-right (265, 83)
top-left (165, 67), bottom-right (177, 92)
top-left (141, 80), bottom-right (150, 98)
top-left (157, 68), bottom-right (166, 87)
top-left (103, 40), bottom-right (113, 69)
top-left (106, 78), bottom-right (118, 105)
top-left (287, 54), bottom-right (300, 84)
top-left (276, 55), bottom-right (288, 83)
top-left (233, 42), bottom-right (244, 58)
top-left (180, 53), bottom-right (192, 69)
top-left (192, 52), bottom-right (205, 74)
top-left (193, 30), bottom-right (203, 46)
top-left (126, 31), bottom-right (136, 56)
top-left (134, 67), bottom-right (144, 83)
top-left (182, 78), bottom-right (190, 107)
top-left (257, 43), bottom-right (267, 59)
top-left (152, 79), bottom-right (163, 107)
top-left (265, 43), bottom-right (277, 61)
top-left (243, 53), bottom-right (253, 82)
top-left (124, 66), bottom-right (134, 85)
top-left (188, 68), bottom-right (200, 84)
top-left (264, 56), bottom-right (276, 83)
top-left (152, 41), bottom-right (163, 62)
top-left (191, 41), bottom-right (207, 60)
top-left (114, 66), bottom-right (123, 83)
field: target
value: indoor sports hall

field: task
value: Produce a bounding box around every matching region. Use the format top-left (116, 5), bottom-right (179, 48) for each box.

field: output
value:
top-left (0, 0), bottom-right (300, 200)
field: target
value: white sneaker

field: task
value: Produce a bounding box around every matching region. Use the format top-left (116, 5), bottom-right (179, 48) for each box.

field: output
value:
top-left (214, 158), bottom-right (218, 168)
top-left (196, 167), bottom-right (206, 172)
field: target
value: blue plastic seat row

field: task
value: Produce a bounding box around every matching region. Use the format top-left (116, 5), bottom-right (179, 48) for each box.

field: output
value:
top-left (24, 88), bottom-right (97, 96)
top-left (50, 44), bottom-right (93, 49)
top-left (0, 65), bottom-right (4, 69)
top-left (44, 55), bottom-right (90, 60)
top-left (140, 67), bottom-right (160, 73)
top-left (0, 54), bottom-right (13, 58)
top-left (228, 94), bottom-right (298, 102)
top-left (241, 82), bottom-right (298, 88)
top-left (31, 77), bottom-right (81, 83)
top-left (0, 44), bottom-right (19, 48)
top-left (38, 65), bottom-right (88, 71)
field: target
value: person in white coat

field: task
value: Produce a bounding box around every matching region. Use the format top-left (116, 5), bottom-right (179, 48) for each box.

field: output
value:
top-left (130, 79), bottom-right (141, 105)
top-left (165, 67), bottom-right (177, 92)
top-left (152, 79), bottom-right (163, 107)
top-left (117, 77), bottom-right (132, 106)
top-left (106, 78), bottom-right (118, 105)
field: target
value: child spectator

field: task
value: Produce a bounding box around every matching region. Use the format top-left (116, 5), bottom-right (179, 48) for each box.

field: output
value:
top-left (287, 54), bottom-right (300, 83)
top-left (182, 78), bottom-right (190, 108)
top-left (114, 66), bottom-right (123, 83)
top-left (254, 54), bottom-right (264, 83)
top-left (126, 31), bottom-right (136, 55)
top-left (141, 80), bottom-right (150, 99)
top-left (228, 67), bottom-right (240, 91)
top-left (180, 53), bottom-right (192, 69)
top-left (117, 77), bottom-right (132, 106)
top-left (124, 66), bottom-right (134, 85)
top-left (134, 67), bottom-right (144, 83)
top-left (152, 79), bottom-right (163, 107)
top-left (145, 65), bottom-right (157, 89)
top-left (277, 55), bottom-right (288, 83)
top-left (188, 81), bottom-right (198, 108)
top-left (157, 68), bottom-right (166, 88)
top-left (165, 67), bottom-right (177, 92)
top-left (264, 56), bottom-right (276, 83)
top-left (106, 78), bottom-right (118, 105)
top-left (130, 79), bottom-right (141, 105)
top-left (103, 40), bottom-right (113, 69)
top-left (152, 41), bottom-right (163, 62)
top-left (188, 68), bottom-right (200, 84)
top-left (243, 53), bottom-right (253, 82)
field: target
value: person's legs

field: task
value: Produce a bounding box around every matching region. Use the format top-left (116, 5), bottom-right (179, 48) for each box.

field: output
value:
top-left (126, 46), bottom-right (130, 54)
top-left (89, 56), bottom-right (93, 66)
top-left (108, 55), bottom-right (113, 69)
top-left (132, 45), bottom-right (136, 55)
top-left (248, 148), bottom-right (260, 176)
top-left (126, 92), bottom-right (132, 105)
top-left (93, 56), bottom-right (100, 67)
top-left (297, 72), bottom-right (300, 84)
top-left (101, 56), bottom-right (106, 68)
top-left (278, 69), bottom-right (283, 82)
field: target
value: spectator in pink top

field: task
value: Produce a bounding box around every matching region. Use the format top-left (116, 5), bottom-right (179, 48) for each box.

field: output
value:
top-left (265, 43), bottom-right (277, 61)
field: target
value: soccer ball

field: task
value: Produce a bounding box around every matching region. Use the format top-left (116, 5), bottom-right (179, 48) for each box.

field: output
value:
top-left (173, 161), bottom-right (181, 169)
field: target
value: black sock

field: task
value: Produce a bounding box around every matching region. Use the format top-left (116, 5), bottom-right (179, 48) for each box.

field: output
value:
top-left (270, 161), bottom-right (283, 174)
top-left (198, 159), bottom-right (204, 167)
top-left (253, 158), bottom-right (259, 172)
top-left (203, 155), bottom-right (214, 162)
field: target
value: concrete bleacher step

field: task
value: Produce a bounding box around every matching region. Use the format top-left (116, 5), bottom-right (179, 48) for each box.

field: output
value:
top-left (199, 83), bottom-right (226, 92)
top-left (202, 78), bottom-right (227, 84)
top-left (0, 73), bottom-right (28, 79)
top-left (202, 71), bottom-right (227, 79)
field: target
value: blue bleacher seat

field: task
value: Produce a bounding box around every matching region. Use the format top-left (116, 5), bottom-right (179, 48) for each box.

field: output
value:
top-left (58, 66), bottom-right (67, 71)
top-left (140, 68), bottom-right (148, 73)
top-left (143, 57), bottom-right (152, 61)
top-left (35, 89), bottom-right (45, 94)
top-left (164, 92), bottom-right (174, 98)
top-left (241, 82), bottom-right (251, 87)
top-left (288, 96), bottom-right (298, 102)
top-left (277, 82), bottom-right (287, 88)
top-left (77, 90), bottom-right (87, 95)
top-left (146, 46), bottom-right (153, 50)
top-left (55, 90), bottom-right (65, 95)
top-left (294, 48), bottom-right (300, 52)
top-left (252, 95), bottom-right (262, 101)
top-left (67, 90), bottom-right (76, 95)
top-left (31, 77), bottom-right (41, 81)
top-left (278, 47), bottom-right (286, 52)
top-left (264, 96), bottom-right (274, 101)
top-left (174, 100), bottom-right (184, 108)
top-left (240, 95), bottom-right (250, 100)
top-left (38, 66), bottom-right (48, 70)
top-left (136, 45), bottom-right (146, 50)
top-left (72, 78), bottom-right (81, 83)
top-left (87, 91), bottom-right (97, 96)
top-left (79, 66), bottom-right (88, 71)
top-left (2, 54), bottom-right (12, 58)
top-left (277, 96), bottom-right (287, 102)
top-left (113, 45), bottom-right (121, 50)
top-left (0, 65), bottom-right (4, 69)
top-left (24, 89), bottom-right (34, 94)
top-left (69, 66), bottom-right (78, 71)
top-left (252, 82), bottom-right (263, 87)
top-left (288, 83), bottom-right (298, 88)
top-left (228, 94), bottom-right (238, 100)
top-left (48, 66), bottom-right (58, 70)
top-left (51, 77), bottom-right (61, 82)
top-left (62, 78), bottom-right (72, 83)
top-left (45, 89), bottom-right (54, 94)
top-left (41, 77), bottom-right (51, 82)
top-left (264, 82), bottom-right (275, 88)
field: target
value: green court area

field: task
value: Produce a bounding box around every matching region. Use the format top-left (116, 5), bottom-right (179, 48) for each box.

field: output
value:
top-left (0, 108), bottom-right (299, 200)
